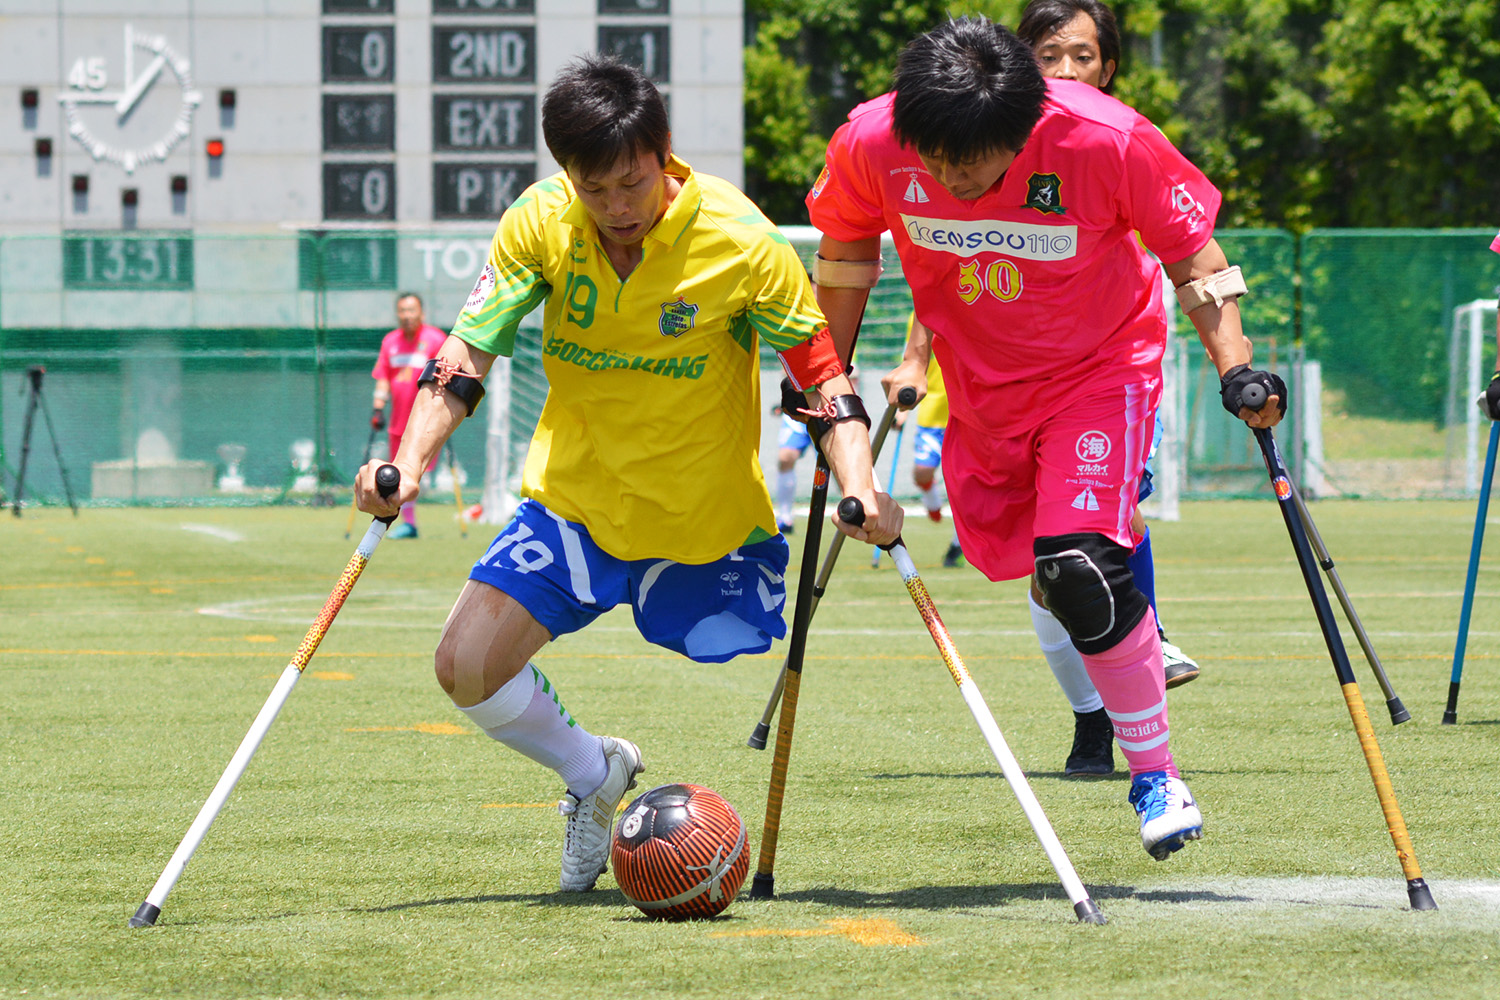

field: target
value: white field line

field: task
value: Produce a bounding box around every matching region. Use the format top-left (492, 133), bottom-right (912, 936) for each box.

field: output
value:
top-left (1124, 876), bottom-right (1500, 914)
top-left (180, 523), bottom-right (247, 542)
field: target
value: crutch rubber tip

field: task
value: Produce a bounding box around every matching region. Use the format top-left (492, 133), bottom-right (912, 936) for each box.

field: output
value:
top-left (747, 722), bottom-right (770, 750)
top-left (1387, 698), bottom-right (1411, 725)
top-left (1440, 711), bottom-right (1457, 726)
top-left (1407, 879), bottom-right (1437, 911)
top-left (128, 902), bottom-right (160, 928)
top-left (749, 872), bottom-right (775, 900)
top-left (1074, 899), bottom-right (1107, 924)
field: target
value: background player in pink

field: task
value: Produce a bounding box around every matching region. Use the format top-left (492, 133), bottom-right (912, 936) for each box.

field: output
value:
top-left (370, 293), bottom-right (447, 539)
top-left (808, 16), bottom-right (1285, 860)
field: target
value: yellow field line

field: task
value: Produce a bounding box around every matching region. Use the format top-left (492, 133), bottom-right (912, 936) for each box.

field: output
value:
top-left (711, 918), bottom-right (924, 947)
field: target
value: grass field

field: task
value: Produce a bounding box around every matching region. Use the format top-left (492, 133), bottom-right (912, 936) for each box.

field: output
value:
top-left (4, 500), bottom-right (1500, 999)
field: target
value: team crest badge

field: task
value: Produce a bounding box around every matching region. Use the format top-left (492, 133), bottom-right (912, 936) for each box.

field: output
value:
top-left (659, 297), bottom-right (699, 338)
top-left (1024, 172), bottom-right (1067, 215)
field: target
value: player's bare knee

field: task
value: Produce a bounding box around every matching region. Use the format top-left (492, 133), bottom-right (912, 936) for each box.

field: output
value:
top-left (1033, 533), bottom-right (1148, 654)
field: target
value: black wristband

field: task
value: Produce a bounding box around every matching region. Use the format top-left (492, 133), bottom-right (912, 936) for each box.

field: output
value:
top-left (417, 359), bottom-right (487, 417)
top-left (824, 394), bottom-right (871, 429)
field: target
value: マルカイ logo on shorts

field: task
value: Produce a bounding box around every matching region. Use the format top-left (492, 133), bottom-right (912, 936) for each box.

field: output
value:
top-left (659, 297), bottom-right (699, 338)
top-left (1024, 173), bottom-right (1067, 215)
top-left (1075, 430), bottom-right (1112, 462)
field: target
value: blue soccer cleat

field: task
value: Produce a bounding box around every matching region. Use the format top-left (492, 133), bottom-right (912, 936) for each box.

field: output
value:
top-left (1129, 770), bottom-right (1203, 860)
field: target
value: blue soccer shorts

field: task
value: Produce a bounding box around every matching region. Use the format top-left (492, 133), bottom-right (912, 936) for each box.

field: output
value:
top-left (777, 413), bottom-right (812, 454)
top-left (469, 500), bottom-right (790, 663)
top-left (912, 424), bottom-right (945, 469)
top-left (1137, 413), bottom-right (1164, 503)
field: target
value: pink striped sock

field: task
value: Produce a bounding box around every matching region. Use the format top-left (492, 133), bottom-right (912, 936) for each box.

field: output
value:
top-left (1079, 609), bottom-right (1176, 778)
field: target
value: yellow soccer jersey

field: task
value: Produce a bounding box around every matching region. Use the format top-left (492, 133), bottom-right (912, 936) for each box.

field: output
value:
top-left (451, 156), bottom-right (827, 563)
top-left (916, 344), bottom-right (949, 429)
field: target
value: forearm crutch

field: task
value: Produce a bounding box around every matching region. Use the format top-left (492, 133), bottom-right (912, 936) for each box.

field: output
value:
top-left (1288, 481), bottom-right (1410, 724)
top-left (748, 386), bottom-right (918, 749)
top-left (1445, 419), bottom-right (1500, 724)
top-left (750, 446), bottom-right (833, 900)
top-left (871, 416), bottom-right (905, 569)
top-left (1244, 387), bottom-right (1435, 911)
top-left (837, 498), bottom-right (1105, 924)
top-left (131, 465), bottom-right (403, 927)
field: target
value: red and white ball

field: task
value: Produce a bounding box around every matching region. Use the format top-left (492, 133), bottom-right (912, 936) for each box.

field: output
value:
top-left (611, 783), bottom-right (750, 920)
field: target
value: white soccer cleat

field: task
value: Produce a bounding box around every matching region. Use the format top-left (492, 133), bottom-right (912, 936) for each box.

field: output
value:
top-left (557, 736), bottom-right (645, 892)
top-left (1129, 770), bottom-right (1203, 861)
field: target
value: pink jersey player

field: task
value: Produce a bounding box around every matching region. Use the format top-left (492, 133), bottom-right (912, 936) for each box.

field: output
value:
top-left (805, 16), bottom-right (1285, 865)
top-left (371, 293), bottom-right (447, 536)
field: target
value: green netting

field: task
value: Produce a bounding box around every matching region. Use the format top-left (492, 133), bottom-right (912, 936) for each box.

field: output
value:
top-left (0, 232), bottom-right (534, 507)
top-left (1302, 229), bottom-right (1500, 423)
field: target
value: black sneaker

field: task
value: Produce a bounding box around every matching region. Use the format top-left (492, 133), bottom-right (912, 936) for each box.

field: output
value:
top-left (942, 541), bottom-right (964, 568)
top-left (1160, 630), bottom-right (1201, 688)
top-left (1064, 708), bottom-right (1115, 777)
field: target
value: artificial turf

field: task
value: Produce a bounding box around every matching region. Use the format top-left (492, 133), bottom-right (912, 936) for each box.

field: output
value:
top-left (2, 501), bottom-right (1498, 998)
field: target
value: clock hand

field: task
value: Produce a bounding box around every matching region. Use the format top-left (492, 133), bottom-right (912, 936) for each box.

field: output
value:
top-left (115, 53), bottom-right (167, 119)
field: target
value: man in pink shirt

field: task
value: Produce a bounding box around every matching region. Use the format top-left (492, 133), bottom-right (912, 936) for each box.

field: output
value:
top-left (371, 293), bottom-right (448, 538)
top-left (807, 16), bottom-right (1285, 861)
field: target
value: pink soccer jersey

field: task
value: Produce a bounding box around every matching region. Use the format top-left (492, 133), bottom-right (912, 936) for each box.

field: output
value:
top-left (808, 79), bottom-right (1222, 433)
top-left (372, 324), bottom-right (447, 435)
top-left (1491, 229), bottom-right (1499, 254)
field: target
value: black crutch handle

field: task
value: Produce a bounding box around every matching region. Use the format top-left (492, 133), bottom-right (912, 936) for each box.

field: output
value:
top-left (837, 496), bottom-right (902, 552)
top-left (896, 385), bottom-right (918, 409)
top-left (373, 464), bottom-right (402, 525)
top-left (1242, 382), bottom-right (1268, 411)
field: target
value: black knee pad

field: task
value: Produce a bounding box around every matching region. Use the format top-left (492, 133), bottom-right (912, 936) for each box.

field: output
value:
top-left (1033, 533), bottom-right (1149, 655)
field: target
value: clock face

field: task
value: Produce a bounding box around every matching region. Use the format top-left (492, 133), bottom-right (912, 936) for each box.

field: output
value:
top-left (58, 24), bottom-right (203, 174)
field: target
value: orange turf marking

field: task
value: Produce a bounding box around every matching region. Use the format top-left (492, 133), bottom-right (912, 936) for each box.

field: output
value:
top-left (149, 588), bottom-right (174, 594)
top-left (482, 802), bottom-right (554, 809)
top-left (309, 671), bottom-right (356, 681)
top-left (85, 557), bottom-right (106, 565)
top-left (711, 919), bottom-right (924, 947)
top-left (345, 723), bottom-right (470, 736)
top-left (243, 635), bottom-right (277, 643)
top-left (65, 546), bottom-right (85, 554)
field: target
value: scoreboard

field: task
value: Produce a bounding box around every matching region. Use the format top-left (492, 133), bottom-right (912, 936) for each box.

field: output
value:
top-left (1, 0), bottom-right (743, 233)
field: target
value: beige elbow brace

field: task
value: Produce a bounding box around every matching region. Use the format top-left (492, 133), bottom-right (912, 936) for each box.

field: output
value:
top-left (1176, 265), bottom-right (1247, 313)
top-left (810, 255), bottom-right (883, 289)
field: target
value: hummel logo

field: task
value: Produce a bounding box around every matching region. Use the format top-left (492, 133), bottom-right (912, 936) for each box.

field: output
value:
top-left (1071, 487), bottom-right (1100, 511)
top-left (1043, 563), bottom-right (1060, 581)
top-left (903, 177), bottom-right (929, 203)
top-left (685, 846), bottom-right (734, 901)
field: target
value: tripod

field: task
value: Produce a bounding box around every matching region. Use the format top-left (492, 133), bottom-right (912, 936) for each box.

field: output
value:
top-left (12, 366), bottom-right (79, 517)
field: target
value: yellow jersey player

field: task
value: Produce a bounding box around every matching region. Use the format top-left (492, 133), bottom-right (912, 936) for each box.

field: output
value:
top-left (356, 55), bottom-right (901, 895)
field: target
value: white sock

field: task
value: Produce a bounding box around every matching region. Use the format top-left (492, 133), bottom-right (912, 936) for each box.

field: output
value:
top-left (1028, 593), bottom-right (1103, 713)
top-left (776, 470), bottom-right (796, 521)
top-left (919, 480), bottom-right (942, 513)
top-left (456, 664), bottom-right (606, 796)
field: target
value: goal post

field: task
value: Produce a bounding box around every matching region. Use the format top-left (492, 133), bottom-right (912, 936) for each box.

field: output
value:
top-left (1450, 297), bottom-right (1500, 494)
